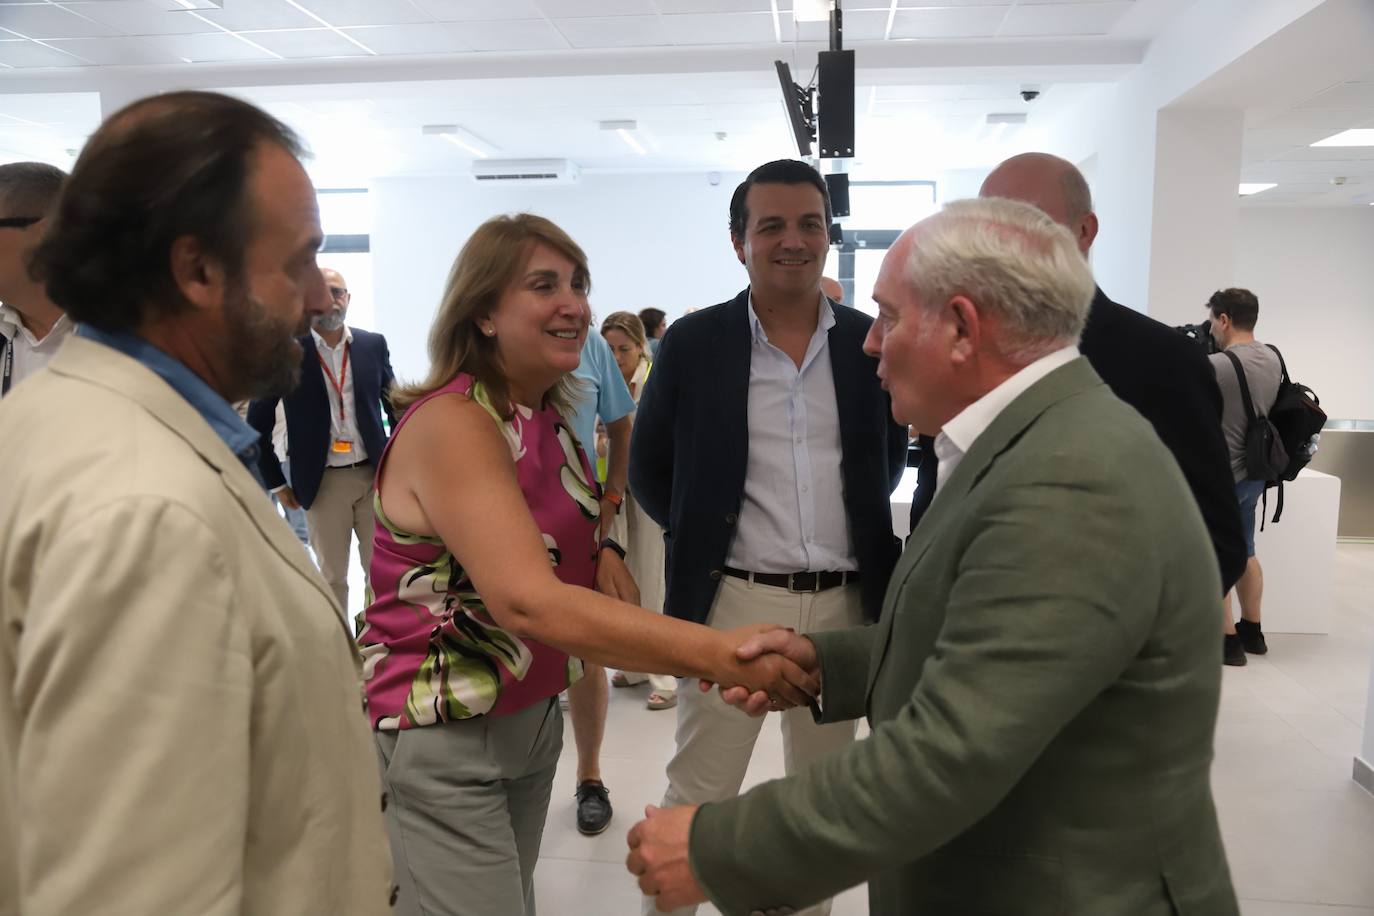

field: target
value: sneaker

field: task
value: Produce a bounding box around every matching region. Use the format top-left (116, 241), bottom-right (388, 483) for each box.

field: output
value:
top-left (1236, 618), bottom-right (1268, 655)
top-left (575, 780), bottom-right (612, 836)
top-left (1223, 634), bottom-right (1247, 667)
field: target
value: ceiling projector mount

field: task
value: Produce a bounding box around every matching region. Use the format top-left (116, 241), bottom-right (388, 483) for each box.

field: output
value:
top-left (775, 1), bottom-right (854, 160)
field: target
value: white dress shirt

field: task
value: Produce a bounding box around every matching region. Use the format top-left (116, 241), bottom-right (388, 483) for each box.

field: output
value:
top-left (0, 305), bottom-right (73, 396)
top-left (725, 294), bottom-right (857, 574)
top-left (933, 345), bottom-right (1080, 496)
top-left (311, 325), bottom-right (368, 467)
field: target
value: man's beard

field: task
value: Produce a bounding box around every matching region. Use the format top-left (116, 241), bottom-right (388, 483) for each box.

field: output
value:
top-left (225, 289), bottom-right (304, 400)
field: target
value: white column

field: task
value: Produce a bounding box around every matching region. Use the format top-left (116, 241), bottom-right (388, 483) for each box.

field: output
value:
top-left (1145, 108), bottom-right (1245, 327)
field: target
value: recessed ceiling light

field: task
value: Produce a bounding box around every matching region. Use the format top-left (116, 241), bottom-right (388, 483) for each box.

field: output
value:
top-left (599, 120), bottom-right (647, 155)
top-left (1239, 183), bottom-right (1277, 196)
top-left (793, 0), bottom-right (830, 23)
top-left (422, 124), bottom-right (497, 159)
top-left (1311, 129), bottom-right (1374, 147)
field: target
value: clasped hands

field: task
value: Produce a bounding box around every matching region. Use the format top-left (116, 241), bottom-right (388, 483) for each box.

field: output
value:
top-left (625, 627), bottom-right (821, 909)
top-left (709, 624), bottom-right (821, 714)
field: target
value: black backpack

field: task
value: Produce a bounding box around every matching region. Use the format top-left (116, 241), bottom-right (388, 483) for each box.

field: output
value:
top-left (1223, 346), bottom-right (1326, 526)
top-left (1264, 344), bottom-right (1326, 481)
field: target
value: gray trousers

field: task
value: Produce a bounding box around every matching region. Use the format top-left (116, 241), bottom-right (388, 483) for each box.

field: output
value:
top-left (375, 698), bottom-right (563, 916)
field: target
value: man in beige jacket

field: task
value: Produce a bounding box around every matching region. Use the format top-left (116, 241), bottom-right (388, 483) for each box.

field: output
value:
top-left (0, 92), bottom-right (393, 915)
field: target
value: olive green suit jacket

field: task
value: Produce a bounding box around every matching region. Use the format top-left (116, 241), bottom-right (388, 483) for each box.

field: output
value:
top-left (690, 357), bottom-right (1239, 916)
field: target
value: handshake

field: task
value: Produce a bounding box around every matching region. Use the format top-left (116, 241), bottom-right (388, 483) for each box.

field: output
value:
top-left (706, 625), bottom-right (822, 716)
top-left (625, 626), bottom-right (822, 910)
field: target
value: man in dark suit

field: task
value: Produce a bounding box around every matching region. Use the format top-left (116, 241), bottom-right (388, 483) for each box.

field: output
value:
top-left (629, 159), bottom-right (907, 916)
top-left (248, 267), bottom-right (395, 618)
top-left (976, 153), bottom-right (1247, 604)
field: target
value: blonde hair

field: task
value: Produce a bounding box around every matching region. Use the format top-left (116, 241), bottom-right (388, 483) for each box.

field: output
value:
top-left (905, 197), bottom-right (1094, 364)
top-left (392, 213), bottom-right (591, 418)
top-left (600, 311), bottom-right (647, 355)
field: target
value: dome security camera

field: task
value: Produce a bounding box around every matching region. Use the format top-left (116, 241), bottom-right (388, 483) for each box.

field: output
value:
top-left (1020, 89), bottom-right (1041, 102)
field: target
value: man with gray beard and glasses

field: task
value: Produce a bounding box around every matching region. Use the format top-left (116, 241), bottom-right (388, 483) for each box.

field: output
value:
top-left (0, 91), bottom-right (394, 916)
top-left (248, 265), bottom-right (396, 623)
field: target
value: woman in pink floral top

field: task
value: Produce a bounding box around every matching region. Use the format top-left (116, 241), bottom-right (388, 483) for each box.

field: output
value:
top-left (360, 214), bottom-right (814, 916)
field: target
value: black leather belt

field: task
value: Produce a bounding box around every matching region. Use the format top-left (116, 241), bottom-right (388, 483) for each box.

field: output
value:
top-left (723, 567), bottom-right (857, 593)
top-left (326, 459), bottom-right (370, 470)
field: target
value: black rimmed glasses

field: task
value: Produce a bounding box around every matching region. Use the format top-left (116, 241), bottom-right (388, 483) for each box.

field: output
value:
top-left (327, 285), bottom-right (349, 300)
top-left (0, 217), bottom-right (41, 229)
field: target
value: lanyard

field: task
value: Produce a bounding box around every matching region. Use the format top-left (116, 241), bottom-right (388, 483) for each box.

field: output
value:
top-left (317, 342), bottom-right (350, 424)
top-left (1, 337), bottom-right (12, 397)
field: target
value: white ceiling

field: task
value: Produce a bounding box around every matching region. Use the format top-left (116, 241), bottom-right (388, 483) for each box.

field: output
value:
top-left (5, 0), bottom-right (1372, 208)
top-left (1241, 76), bottom-right (1374, 208)
top-left (0, 0), bottom-right (1155, 181)
top-left (210, 74), bottom-right (1105, 186)
top-left (0, 1), bottom-right (1152, 67)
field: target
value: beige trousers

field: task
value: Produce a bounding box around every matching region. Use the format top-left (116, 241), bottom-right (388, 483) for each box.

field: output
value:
top-left (613, 491), bottom-right (676, 694)
top-left (644, 575), bottom-right (863, 916)
top-left (306, 463), bottom-right (376, 621)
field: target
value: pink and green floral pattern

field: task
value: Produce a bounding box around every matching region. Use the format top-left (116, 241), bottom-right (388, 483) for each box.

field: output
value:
top-left (359, 373), bottom-right (598, 730)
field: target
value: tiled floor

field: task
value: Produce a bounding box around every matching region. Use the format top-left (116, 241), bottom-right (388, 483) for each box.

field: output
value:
top-left (526, 544), bottom-right (1374, 916)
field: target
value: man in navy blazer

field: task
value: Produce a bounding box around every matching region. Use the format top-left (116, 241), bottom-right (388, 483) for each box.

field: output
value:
top-left (248, 267), bottom-right (396, 619)
top-left (630, 159), bottom-right (907, 916)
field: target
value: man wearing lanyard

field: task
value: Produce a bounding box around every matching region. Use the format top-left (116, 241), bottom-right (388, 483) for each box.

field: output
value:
top-left (0, 162), bottom-right (72, 399)
top-left (247, 267), bottom-right (396, 620)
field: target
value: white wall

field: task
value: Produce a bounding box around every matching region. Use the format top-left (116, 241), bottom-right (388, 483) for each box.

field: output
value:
top-left (371, 171), bottom-right (745, 383)
top-left (1233, 206), bottom-right (1374, 420)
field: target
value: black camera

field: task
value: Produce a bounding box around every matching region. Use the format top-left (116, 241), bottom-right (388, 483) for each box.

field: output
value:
top-left (1175, 320), bottom-right (1219, 355)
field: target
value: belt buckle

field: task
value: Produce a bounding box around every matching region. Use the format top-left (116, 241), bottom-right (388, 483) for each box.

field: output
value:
top-left (787, 572), bottom-right (819, 593)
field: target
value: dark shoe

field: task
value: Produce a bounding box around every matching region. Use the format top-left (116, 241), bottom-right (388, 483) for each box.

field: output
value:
top-left (575, 780), bottom-right (612, 836)
top-left (1224, 634), bottom-right (1248, 667)
top-left (1236, 618), bottom-right (1268, 655)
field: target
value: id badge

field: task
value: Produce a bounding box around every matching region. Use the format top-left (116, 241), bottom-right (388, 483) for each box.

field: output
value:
top-left (331, 438), bottom-right (354, 455)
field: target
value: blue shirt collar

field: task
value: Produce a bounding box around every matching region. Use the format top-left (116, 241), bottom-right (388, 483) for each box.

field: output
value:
top-left (76, 324), bottom-right (261, 470)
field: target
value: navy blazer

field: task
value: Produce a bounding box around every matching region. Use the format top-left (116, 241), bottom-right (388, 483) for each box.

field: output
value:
top-left (1079, 287), bottom-right (1247, 592)
top-left (630, 289), bottom-right (908, 625)
top-left (247, 328), bottom-right (397, 511)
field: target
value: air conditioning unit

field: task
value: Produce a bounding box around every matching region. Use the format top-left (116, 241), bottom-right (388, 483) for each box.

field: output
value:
top-left (471, 159), bottom-right (580, 185)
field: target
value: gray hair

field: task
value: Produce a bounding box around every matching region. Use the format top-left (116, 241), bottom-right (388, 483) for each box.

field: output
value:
top-left (904, 196), bottom-right (1095, 363)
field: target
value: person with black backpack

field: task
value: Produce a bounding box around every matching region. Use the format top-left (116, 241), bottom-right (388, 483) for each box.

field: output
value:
top-left (1207, 288), bottom-right (1282, 666)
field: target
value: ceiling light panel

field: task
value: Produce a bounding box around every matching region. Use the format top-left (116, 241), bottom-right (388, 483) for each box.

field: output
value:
top-left (1311, 129), bottom-right (1374, 147)
top-left (1238, 183), bottom-right (1277, 196)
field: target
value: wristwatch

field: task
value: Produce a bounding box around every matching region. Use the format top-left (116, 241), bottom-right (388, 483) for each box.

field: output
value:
top-left (600, 537), bottom-right (626, 560)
